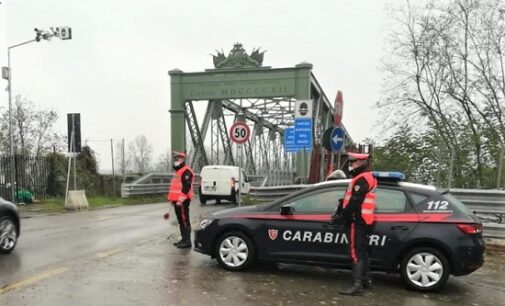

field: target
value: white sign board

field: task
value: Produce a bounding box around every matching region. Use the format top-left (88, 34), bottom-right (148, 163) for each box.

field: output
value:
top-left (294, 100), bottom-right (313, 119)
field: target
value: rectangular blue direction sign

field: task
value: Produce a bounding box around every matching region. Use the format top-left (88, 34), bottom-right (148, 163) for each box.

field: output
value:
top-left (283, 128), bottom-right (301, 152)
top-left (294, 118), bottom-right (313, 148)
top-left (284, 128), bottom-right (296, 146)
top-left (285, 146), bottom-right (301, 153)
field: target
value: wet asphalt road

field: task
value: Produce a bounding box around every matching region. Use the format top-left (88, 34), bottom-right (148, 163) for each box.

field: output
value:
top-left (0, 202), bottom-right (504, 306)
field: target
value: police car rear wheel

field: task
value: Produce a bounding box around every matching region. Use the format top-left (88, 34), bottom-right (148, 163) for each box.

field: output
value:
top-left (215, 231), bottom-right (255, 271)
top-left (401, 247), bottom-right (449, 291)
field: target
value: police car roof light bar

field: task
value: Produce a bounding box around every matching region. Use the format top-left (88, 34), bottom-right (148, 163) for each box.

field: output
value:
top-left (372, 171), bottom-right (406, 181)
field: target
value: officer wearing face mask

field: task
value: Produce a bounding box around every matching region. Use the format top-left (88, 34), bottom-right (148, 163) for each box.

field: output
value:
top-left (339, 152), bottom-right (377, 296)
top-left (167, 151), bottom-right (194, 249)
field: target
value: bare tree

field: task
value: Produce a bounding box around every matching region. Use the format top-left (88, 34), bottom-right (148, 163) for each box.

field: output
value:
top-left (380, 0), bottom-right (505, 187)
top-left (115, 141), bottom-right (131, 176)
top-left (127, 135), bottom-right (153, 174)
top-left (153, 151), bottom-right (171, 173)
top-left (0, 95), bottom-right (63, 157)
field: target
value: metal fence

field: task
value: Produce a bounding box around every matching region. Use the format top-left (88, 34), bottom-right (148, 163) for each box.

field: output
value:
top-left (0, 155), bottom-right (49, 202)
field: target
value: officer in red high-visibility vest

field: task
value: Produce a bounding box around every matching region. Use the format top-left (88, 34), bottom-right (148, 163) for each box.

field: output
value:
top-left (339, 152), bottom-right (377, 296)
top-left (167, 151), bottom-right (194, 249)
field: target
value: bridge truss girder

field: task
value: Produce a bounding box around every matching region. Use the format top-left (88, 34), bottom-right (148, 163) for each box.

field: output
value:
top-left (170, 63), bottom-right (355, 182)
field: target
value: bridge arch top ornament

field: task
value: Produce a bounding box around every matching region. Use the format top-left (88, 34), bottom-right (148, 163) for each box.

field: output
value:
top-left (212, 43), bottom-right (266, 69)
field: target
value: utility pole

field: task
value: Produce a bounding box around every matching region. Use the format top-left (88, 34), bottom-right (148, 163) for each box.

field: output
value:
top-left (122, 138), bottom-right (126, 183)
top-left (498, 146), bottom-right (504, 189)
top-left (448, 146), bottom-right (455, 189)
top-left (111, 139), bottom-right (115, 196)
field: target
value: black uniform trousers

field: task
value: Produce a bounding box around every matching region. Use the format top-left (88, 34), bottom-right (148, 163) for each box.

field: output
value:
top-left (347, 220), bottom-right (370, 264)
top-left (173, 199), bottom-right (191, 229)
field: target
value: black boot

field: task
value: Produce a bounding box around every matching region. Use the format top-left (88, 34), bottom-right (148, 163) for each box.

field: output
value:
top-left (363, 258), bottom-right (372, 290)
top-left (340, 263), bottom-right (364, 296)
top-left (176, 227), bottom-right (192, 249)
top-left (173, 226), bottom-right (184, 246)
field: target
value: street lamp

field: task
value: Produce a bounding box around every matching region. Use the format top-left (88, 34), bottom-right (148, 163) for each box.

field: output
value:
top-left (2, 27), bottom-right (72, 202)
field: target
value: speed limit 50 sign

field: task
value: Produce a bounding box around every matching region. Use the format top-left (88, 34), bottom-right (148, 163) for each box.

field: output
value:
top-left (230, 122), bottom-right (250, 144)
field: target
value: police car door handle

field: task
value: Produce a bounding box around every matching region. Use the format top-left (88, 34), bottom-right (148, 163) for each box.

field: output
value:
top-left (390, 226), bottom-right (409, 231)
top-left (323, 223), bottom-right (342, 228)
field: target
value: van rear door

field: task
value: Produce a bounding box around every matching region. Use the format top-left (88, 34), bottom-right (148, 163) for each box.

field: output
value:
top-left (241, 170), bottom-right (250, 194)
top-left (201, 168), bottom-right (232, 196)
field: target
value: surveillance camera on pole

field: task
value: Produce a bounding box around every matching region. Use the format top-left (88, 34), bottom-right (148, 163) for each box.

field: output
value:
top-left (34, 26), bottom-right (72, 42)
top-left (50, 26), bottom-right (72, 40)
top-left (34, 28), bottom-right (42, 41)
top-left (59, 26), bottom-right (72, 40)
top-left (34, 28), bottom-right (53, 41)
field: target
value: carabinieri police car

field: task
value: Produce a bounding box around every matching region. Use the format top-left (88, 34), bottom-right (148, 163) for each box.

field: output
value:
top-left (194, 172), bottom-right (484, 292)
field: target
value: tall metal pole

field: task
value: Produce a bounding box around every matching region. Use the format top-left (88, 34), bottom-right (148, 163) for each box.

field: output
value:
top-left (319, 143), bottom-right (324, 181)
top-left (65, 130), bottom-right (75, 205)
top-left (238, 99), bottom-right (242, 206)
top-left (6, 38), bottom-right (47, 202)
top-left (238, 144), bottom-right (242, 207)
top-left (302, 148), bottom-right (305, 184)
top-left (217, 124), bottom-right (220, 164)
top-left (448, 146), bottom-right (455, 189)
top-left (436, 143), bottom-right (442, 187)
top-left (72, 116), bottom-right (76, 190)
top-left (7, 47), bottom-right (15, 202)
top-left (122, 138), bottom-right (126, 183)
top-left (210, 122), bottom-right (213, 163)
top-left (111, 139), bottom-right (115, 196)
top-left (498, 146), bottom-right (504, 189)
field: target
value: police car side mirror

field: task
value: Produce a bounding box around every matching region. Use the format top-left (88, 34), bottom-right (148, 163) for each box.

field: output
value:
top-left (280, 205), bottom-right (294, 215)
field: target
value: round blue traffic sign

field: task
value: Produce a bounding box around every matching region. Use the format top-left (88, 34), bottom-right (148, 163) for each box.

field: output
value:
top-left (330, 127), bottom-right (345, 151)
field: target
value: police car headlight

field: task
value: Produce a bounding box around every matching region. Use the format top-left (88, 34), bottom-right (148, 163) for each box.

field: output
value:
top-left (199, 218), bottom-right (214, 230)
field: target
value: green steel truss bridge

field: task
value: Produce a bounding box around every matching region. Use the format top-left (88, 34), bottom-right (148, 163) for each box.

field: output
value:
top-left (168, 43), bottom-right (356, 184)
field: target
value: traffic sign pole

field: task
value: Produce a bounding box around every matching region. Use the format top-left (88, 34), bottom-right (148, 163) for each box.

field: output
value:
top-left (238, 100), bottom-right (243, 206)
top-left (230, 120), bottom-right (250, 206)
top-left (238, 144), bottom-right (242, 207)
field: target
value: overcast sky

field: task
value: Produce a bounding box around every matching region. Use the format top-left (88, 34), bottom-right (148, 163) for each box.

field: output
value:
top-left (0, 0), bottom-right (389, 172)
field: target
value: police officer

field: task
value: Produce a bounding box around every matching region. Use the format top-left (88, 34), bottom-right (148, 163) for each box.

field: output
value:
top-left (167, 151), bottom-right (194, 249)
top-left (339, 152), bottom-right (377, 296)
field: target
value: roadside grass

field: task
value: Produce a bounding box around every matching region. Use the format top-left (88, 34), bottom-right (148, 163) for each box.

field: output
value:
top-left (18, 194), bottom-right (264, 215)
top-left (18, 195), bottom-right (167, 215)
top-left (241, 195), bottom-right (265, 206)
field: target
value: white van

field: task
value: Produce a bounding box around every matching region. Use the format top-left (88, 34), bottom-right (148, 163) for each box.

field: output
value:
top-left (199, 165), bottom-right (250, 205)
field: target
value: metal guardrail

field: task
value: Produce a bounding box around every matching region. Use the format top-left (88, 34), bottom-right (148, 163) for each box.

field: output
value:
top-left (120, 173), bottom-right (266, 198)
top-left (249, 185), bottom-right (505, 239)
top-left (481, 224), bottom-right (505, 239)
top-left (249, 185), bottom-right (308, 202)
top-left (121, 174), bottom-right (505, 239)
top-left (121, 173), bottom-right (173, 198)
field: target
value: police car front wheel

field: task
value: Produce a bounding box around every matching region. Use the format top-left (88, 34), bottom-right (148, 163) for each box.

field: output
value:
top-left (215, 231), bottom-right (255, 271)
top-left (400, 247), bottom-right (450, 291)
